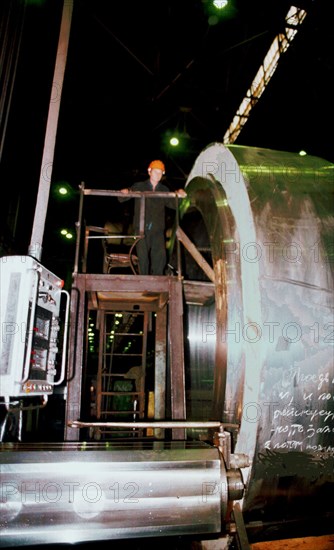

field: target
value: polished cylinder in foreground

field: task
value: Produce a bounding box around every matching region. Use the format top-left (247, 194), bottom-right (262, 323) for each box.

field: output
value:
top-left (0, 441), bottom-right (230, 546)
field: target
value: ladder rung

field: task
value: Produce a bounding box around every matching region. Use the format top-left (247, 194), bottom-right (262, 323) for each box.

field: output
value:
top-left (100, 391), bottom-right (142, 396)
top-left (100, 373), bottom-right (142, 377)
top-left (105, 332), bottom-right (144, 337)
top-left (104, 353), bottom-right (143, 357)
top-left (100, 410), bottom-right (141, 415)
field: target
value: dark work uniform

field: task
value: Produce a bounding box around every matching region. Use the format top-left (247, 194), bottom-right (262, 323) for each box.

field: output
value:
top-left (119, 179), bottom-right (177, 275)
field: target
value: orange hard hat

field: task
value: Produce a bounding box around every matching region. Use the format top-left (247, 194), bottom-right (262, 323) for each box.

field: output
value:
top-left (148, 160), bottom-right (165, 173)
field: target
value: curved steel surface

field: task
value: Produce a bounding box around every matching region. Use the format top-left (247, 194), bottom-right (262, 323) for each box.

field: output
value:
top-left (182, 143), bottom-right (334, 526)
top-left (0, 441), bottom-right (225, 546)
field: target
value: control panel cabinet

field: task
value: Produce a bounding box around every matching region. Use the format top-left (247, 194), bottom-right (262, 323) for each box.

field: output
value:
top-left (0, 256), bottom-right (67, 398)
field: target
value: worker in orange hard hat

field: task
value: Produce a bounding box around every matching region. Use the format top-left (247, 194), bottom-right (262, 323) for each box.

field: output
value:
top-left (148, 159), bottom-right (165, 173)
top-left (119, 159), bottom-right (186, 275)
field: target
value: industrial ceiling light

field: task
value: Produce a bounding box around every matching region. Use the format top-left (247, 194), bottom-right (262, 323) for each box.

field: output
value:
top-left (213, 0), bottom-right (228, 8)
top-left (223, 5), bottom-right (307, 144)
top-left (54, 181), bottom-right (74, 198)
top-left (170, 136), bottom-right (180, 147)
top-left (60, 228), bottom-right (73, 239)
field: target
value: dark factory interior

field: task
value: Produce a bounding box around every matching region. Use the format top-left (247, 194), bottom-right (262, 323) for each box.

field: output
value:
top-left (0, 1), bottom-right (333, 549)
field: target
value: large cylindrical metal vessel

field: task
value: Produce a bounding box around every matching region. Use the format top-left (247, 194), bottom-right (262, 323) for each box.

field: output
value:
top-left (181, 142), bottom-right (334, 537)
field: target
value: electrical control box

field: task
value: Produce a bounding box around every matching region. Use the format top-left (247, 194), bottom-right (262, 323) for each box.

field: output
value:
top-left (0, 255), bottom-right (67, 398)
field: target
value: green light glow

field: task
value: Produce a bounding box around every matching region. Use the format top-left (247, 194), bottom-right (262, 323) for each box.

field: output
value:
top-left (213, 0), bottom-right (228, 8)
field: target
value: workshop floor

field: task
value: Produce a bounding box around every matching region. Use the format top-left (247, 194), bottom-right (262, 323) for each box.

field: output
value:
top-left (251, 534), bottom-right (334, 549)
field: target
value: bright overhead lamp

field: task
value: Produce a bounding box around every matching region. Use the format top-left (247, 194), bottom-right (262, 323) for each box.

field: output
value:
top-left (60, 228), bottom-right (73, 239)
top-left (170, 136), bottom-right (179, 147)
top-left (213, 0), bottom-right (228, 8)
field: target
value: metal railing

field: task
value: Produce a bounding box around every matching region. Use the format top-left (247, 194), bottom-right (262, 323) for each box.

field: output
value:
top-left (74, 183), bottom-right (181, 276)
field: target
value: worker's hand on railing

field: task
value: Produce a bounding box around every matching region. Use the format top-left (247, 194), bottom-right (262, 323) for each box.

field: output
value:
top-left (120, 188), bottom-right (129, 194)
top-left (175, 189), bottom-right (187, 198)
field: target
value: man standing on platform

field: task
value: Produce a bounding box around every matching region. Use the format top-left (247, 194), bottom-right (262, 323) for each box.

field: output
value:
top-left (119, 160), bottom-right (186, 275)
